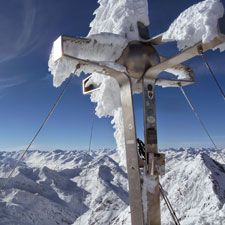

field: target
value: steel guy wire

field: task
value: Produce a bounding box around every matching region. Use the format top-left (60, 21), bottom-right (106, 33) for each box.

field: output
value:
top-left (199, 49), bottom-right (225, 100)
top-left (179, 84), bottom-right (225, 164)
top-left (159, 182), bottom-right (181, 225)
top-left (0, 73), bottom-right (75, 193)
top-left (78, 103), bottom-right (96, 225)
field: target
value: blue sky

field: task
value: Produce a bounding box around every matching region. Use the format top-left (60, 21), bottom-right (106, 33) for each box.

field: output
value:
top-left (0, 0), bottom-right (225, 151)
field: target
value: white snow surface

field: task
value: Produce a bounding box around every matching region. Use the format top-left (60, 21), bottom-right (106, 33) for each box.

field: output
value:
top-left (162, 0), bottom-right (224, 50)
top-left (0, 148), bottom-right (225, 225)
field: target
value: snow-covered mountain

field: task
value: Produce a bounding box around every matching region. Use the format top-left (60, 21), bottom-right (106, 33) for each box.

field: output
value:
top-left (0, 148), bottom-right (224, 225)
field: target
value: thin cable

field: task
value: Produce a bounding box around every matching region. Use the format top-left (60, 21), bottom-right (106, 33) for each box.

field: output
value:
top-left (137, 139), bottom-right (181, 224)
top-left (179, 85), bottom-right (225, 164)
top-left (79, 104), bottom-right (96, 225)
top-left (0, 74), bottom-right (75, 193)
top-left (159, 183), bottom-right (181, 225)
top-left (199, 50), bottom-right (225, 100)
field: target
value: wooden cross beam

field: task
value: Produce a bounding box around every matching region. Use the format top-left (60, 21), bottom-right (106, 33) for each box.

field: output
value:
top-left (52, 16), bottom-right (225, 225)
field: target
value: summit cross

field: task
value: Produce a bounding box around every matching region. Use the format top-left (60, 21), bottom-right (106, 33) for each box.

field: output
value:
top-left (50, 5), bottom-right (225, 225)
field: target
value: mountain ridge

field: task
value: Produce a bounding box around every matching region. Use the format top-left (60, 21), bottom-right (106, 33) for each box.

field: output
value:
top-left (0, 148), bottom-right (224, 225)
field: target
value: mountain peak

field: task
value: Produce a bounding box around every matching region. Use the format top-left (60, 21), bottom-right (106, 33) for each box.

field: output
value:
top-left (0, 149), bottom-right (224, 224)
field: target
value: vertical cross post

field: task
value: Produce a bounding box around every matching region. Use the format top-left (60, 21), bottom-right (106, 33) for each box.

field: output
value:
top-left (143, 80), bottom-right (161, 225)
top-left (119, 76), bottom-right (145, 225)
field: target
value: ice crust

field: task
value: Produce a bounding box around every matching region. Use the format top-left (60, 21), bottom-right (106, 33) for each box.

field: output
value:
top-left (142, 174), bottom-right (158, 223)
top-left (48, 33), bottom-right (128, 87)
top-left (89, 0), bottom-right (149, 41)
top-left (84, 0), bottom-right (150, 166)
top-left (165, 67), bottom-right (190, 80)
top-left (162, 0), bottom-right (224, 50)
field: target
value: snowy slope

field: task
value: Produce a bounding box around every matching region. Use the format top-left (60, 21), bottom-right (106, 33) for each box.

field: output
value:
top-left (0, 148), bottom-right (224, 225)
top-left (160, 148), bottom-right (225, 225)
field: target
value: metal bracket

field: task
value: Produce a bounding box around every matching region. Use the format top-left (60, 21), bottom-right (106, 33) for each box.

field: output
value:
top-left (148, 153), bottom-right (165, 176)
top-left (82, 75), bottom-right (100, 94)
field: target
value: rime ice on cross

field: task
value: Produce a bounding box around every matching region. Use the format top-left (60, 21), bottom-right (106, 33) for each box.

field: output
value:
top-left (49, 6), bottom-right (225, 225)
